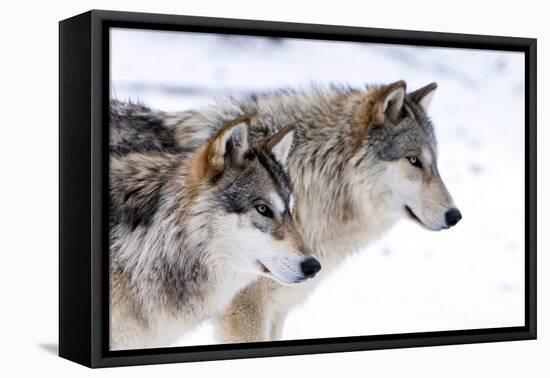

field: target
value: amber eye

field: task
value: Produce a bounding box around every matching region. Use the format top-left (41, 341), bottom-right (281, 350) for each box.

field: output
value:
top-left (255, 204), bottom-right (274, 218)
top-left (407, 156), bottom-right (423, 169)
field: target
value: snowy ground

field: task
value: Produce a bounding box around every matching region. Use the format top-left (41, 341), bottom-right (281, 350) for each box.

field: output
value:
top-left (110, 28), bottom-right (525, 346)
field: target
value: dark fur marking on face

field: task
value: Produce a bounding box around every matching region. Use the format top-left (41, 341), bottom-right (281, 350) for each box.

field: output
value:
top-left (252, 217), bottom-right (273, 234)
top-left (363, 98), bottom-right (437, 163)
top-left (216, 145), bottom-right (294, 238)
top-left (219, 167), bottom-right (261, 214)
top-left (255, 148), bottom-right (293, 204)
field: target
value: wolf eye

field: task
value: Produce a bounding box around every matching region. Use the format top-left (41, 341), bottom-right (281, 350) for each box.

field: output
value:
top-left (407, 156), bottom-right (422, 169)
top-left (255, 204), bottom-right (274, 218)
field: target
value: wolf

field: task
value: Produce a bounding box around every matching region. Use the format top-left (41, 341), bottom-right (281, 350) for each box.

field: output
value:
top-left (109, 102), bottom-right (321, 350)
top-left (111, 81), bottom-right (462, 343)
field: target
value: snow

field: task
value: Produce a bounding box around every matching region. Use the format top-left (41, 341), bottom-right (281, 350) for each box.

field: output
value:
top-left (110, 28), bottom-right (525, 346)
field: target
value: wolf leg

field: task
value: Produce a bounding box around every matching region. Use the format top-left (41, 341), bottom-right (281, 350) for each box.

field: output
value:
top-left (215, 280), bottom-right (271, 343)
top-left (269, 313), bottom-right (286, 340)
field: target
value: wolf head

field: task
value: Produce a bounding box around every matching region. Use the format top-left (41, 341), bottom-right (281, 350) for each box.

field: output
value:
top-left (352, 81), bottom-right (461, 231)
top-left (192, 117), bottom-right (320, 285)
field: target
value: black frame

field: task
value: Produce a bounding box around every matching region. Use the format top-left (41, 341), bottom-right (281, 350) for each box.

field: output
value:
top-left (59, 9), bottom-right (537, 368)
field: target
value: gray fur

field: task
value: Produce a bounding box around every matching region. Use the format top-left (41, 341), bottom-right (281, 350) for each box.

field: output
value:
top-left (109, 102), bottom-right (315, 350)
top-left (110, 80), bottom-right (459, 344)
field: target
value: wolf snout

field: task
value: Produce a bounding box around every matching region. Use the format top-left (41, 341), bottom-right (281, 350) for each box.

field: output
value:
top-left (301, 257), bottom-right (321, 278)
top-left (445, 207), bottom-right (462, 227)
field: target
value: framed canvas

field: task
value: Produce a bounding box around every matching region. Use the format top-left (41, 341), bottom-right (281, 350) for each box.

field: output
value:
top-left (59, 10), bottom-right (537, 368)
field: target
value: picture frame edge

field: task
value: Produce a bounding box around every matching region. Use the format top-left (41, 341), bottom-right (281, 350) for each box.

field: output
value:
top-left (58, 9), bottom-right (538, 368)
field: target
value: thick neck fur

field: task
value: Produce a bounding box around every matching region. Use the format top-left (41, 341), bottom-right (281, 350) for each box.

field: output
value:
top-left (181, 87), bottom-right (398, 265)
top-left (286, 94), bottom-right (398, 263)
top-left (289, 136), bottom-right (394, 263)
top-left (109, 152), bottom-right (254, 348)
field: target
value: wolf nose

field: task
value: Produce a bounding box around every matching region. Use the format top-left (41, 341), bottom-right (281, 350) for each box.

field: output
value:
top-left (301, 257), bottom-right (321, 278)
top-left (445, 208), bottom-right (462, 227)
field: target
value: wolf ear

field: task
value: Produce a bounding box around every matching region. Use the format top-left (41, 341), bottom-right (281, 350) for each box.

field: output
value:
top-left (376, 80), bottom-right (406, 123)
top-left (203, 118), bottom-right (249, 176)
top-left (408, 82), bottom-right (437, 112)
top-left (265, 125), bottom-right (296, 167)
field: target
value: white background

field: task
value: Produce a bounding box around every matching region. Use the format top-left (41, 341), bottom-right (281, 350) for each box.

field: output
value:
top-left (0, 0), bottom-right (547, 376)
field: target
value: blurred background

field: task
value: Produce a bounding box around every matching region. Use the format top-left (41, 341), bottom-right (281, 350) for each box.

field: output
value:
top-left (110, 28), bottom-right (525, 345)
